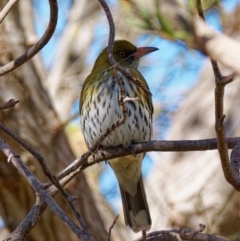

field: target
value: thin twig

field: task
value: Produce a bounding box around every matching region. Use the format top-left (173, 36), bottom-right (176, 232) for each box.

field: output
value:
top-left (84, 0), bottom-right (150, 154)
top-left (67, 200), bottom-right (94, 241)
top-left (0, 122), bottom-right (92, 236)
top-left (97, 0), bottom-right (152, 95)
top-left (32, 192), bottom-right (43, 226)
top-left (97, 0), bottom-right (115, 66)
top-left (9, 136), bottom-right (240, 240)
top-left (88, 69), bottom-right (133, 152)
top-left (197, 0), bottom-right (240, 190)
top-left (0, 122), bottom-right (62, 184)
top-left (0, 99), bottom-right (19, 110)
top-left (87, 0), bottom-right (150, 154)
top-left (0, 0), bottom-right (18, 23)
top-left (136, 225), bottom-right (227, 241)
top-left (4, 194), bottom-right (46, 240)
top-left (0, 139), bottom-right (93, 241)
top-left (108, 215), bottom-right (119, 241)
top-left (221, 72), bottom-right (237, 85)
top-left (0, 0), bottom-right (58, 76)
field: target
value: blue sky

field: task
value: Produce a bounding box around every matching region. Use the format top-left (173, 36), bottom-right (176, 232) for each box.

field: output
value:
top-left (32, 0), bottom-right (239, 212)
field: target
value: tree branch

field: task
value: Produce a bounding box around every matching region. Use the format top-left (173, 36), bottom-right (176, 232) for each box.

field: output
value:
top-left (0, 0), bottom-right (58, 76)
top-left (0, 0), bottom-right (18, 23)
top-left (197, 0), bottom-right (240, 190)
top-left (97, 0), bottom-right (152, 95)
top-left (2, 127), bottom-right (239, 240)
top-left (136, 224), bottom-right (228, 241)
top-left (50, 137), bottom-right (240, 191)
top-left (0, 122), bottom-right (93, 239)
top-left (0, 138), bottom-right (94, 241)
top-left (0, 99), bottom-right (19, 110)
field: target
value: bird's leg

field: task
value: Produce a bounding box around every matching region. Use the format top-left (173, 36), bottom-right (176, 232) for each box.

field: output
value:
top-left (98, 145), bottom-right (108, 164)
top-left (91, 144), bottom-right (106, 164)
top-left (130, 141), bottom-right (137, 158)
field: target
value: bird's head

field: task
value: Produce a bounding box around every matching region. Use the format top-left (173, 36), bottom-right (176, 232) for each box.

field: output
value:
top-left (92, 40), bottom-right (158, 72)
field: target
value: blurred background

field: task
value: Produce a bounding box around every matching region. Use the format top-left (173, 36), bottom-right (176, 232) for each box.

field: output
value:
top-left (0, 0), bottom-right (240, 240)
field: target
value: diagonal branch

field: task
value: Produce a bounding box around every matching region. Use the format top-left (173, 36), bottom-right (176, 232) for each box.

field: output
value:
top-left (0, 0), bottom-right (58, 76)
top-left (0, 122), bottom-right (93, 239)
top-left (4, 136), bottom-right (240, 240)
top-left (0, 0), bottom-right (19, 23)
top-left (0, 138), bottom-right (94, 241)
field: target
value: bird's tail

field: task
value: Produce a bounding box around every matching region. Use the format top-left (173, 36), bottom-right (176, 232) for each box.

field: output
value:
top-left (119, 175), bottom-right (151, 233)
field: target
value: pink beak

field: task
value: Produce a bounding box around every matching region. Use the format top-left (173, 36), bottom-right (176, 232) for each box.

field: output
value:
top-left (132, 46), bottom-right (159, 59)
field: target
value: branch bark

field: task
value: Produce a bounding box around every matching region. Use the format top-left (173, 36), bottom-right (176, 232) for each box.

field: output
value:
top-left (196, 0), bottom-right (240, 190)
top-left (0, 0), bottom-right (58, 76)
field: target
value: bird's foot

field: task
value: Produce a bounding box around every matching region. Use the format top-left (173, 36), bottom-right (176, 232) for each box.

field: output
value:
top-left (130, 141), bottom-right (137, 158)
top-left (91, 145), bottom-right (106, 164)
top-left (98, 145), bottom-right (106, 159)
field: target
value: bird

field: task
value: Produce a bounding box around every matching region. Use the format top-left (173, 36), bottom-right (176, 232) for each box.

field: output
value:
top-left (80, 40), bottom-right (158, 232)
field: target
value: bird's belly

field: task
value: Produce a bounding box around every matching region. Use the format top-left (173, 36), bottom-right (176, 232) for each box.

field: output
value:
top-left (80, 76), bottom-right (152, 149)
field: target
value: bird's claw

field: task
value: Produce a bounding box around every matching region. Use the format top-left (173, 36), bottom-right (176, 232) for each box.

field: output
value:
top-left (130, 142), bottom-right (137, 158)
top-left (91, 145), bottom-right (106, 164)
top-left (98, 145), bottom-right (106, 158)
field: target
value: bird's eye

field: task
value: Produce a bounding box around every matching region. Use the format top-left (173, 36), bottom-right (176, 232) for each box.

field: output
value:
top-left (119, 51), bottom-right (126, 58)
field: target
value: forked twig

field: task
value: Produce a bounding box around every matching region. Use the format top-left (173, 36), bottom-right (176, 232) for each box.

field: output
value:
top-left (0, 122), bottom-right (92, 238)
top-left (0, 139), bottom-right (92, 241)
top-left (197, 0), bottom-right (240, 190)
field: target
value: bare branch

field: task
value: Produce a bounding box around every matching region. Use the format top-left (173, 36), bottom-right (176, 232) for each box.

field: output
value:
top-left (197, 0), bottom-right (240, 190)
top-left (0, 138), bottom-right (94, 241)
top-left (0, 0), bottom-right (18, 23)
top-left (97, 0), bottom-right (115, 65)
top-left (47, 137), bottom-right (240, 192)
top-left (2, 113), bottom-right (240, 191)
top-left (97, 0), bottom-right (152, 96)
top-left (230, 142), bottom-right (240, 184)
top-left (3, 194), bottom-right (45, 241)
top-left (136, 225), bottom-right (228, 241)
top-left (87, 68), bottom-right (133, 151)
top-left (4, 134), bottom-right (239, 240)
top-left (0, 122), bottom-right (57, 182)
top-left (0, 122), bottom-right (93, 239)
top-left (0, 0), bottom-right (58, 76)
top-left (0, 99), bottom-right (19, 110)
top-left (108, 215), bottom-right (119, 241)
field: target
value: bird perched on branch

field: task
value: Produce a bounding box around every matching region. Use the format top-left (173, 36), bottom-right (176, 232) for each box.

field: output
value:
top-left (80, 40), bottom-right (158, 232)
